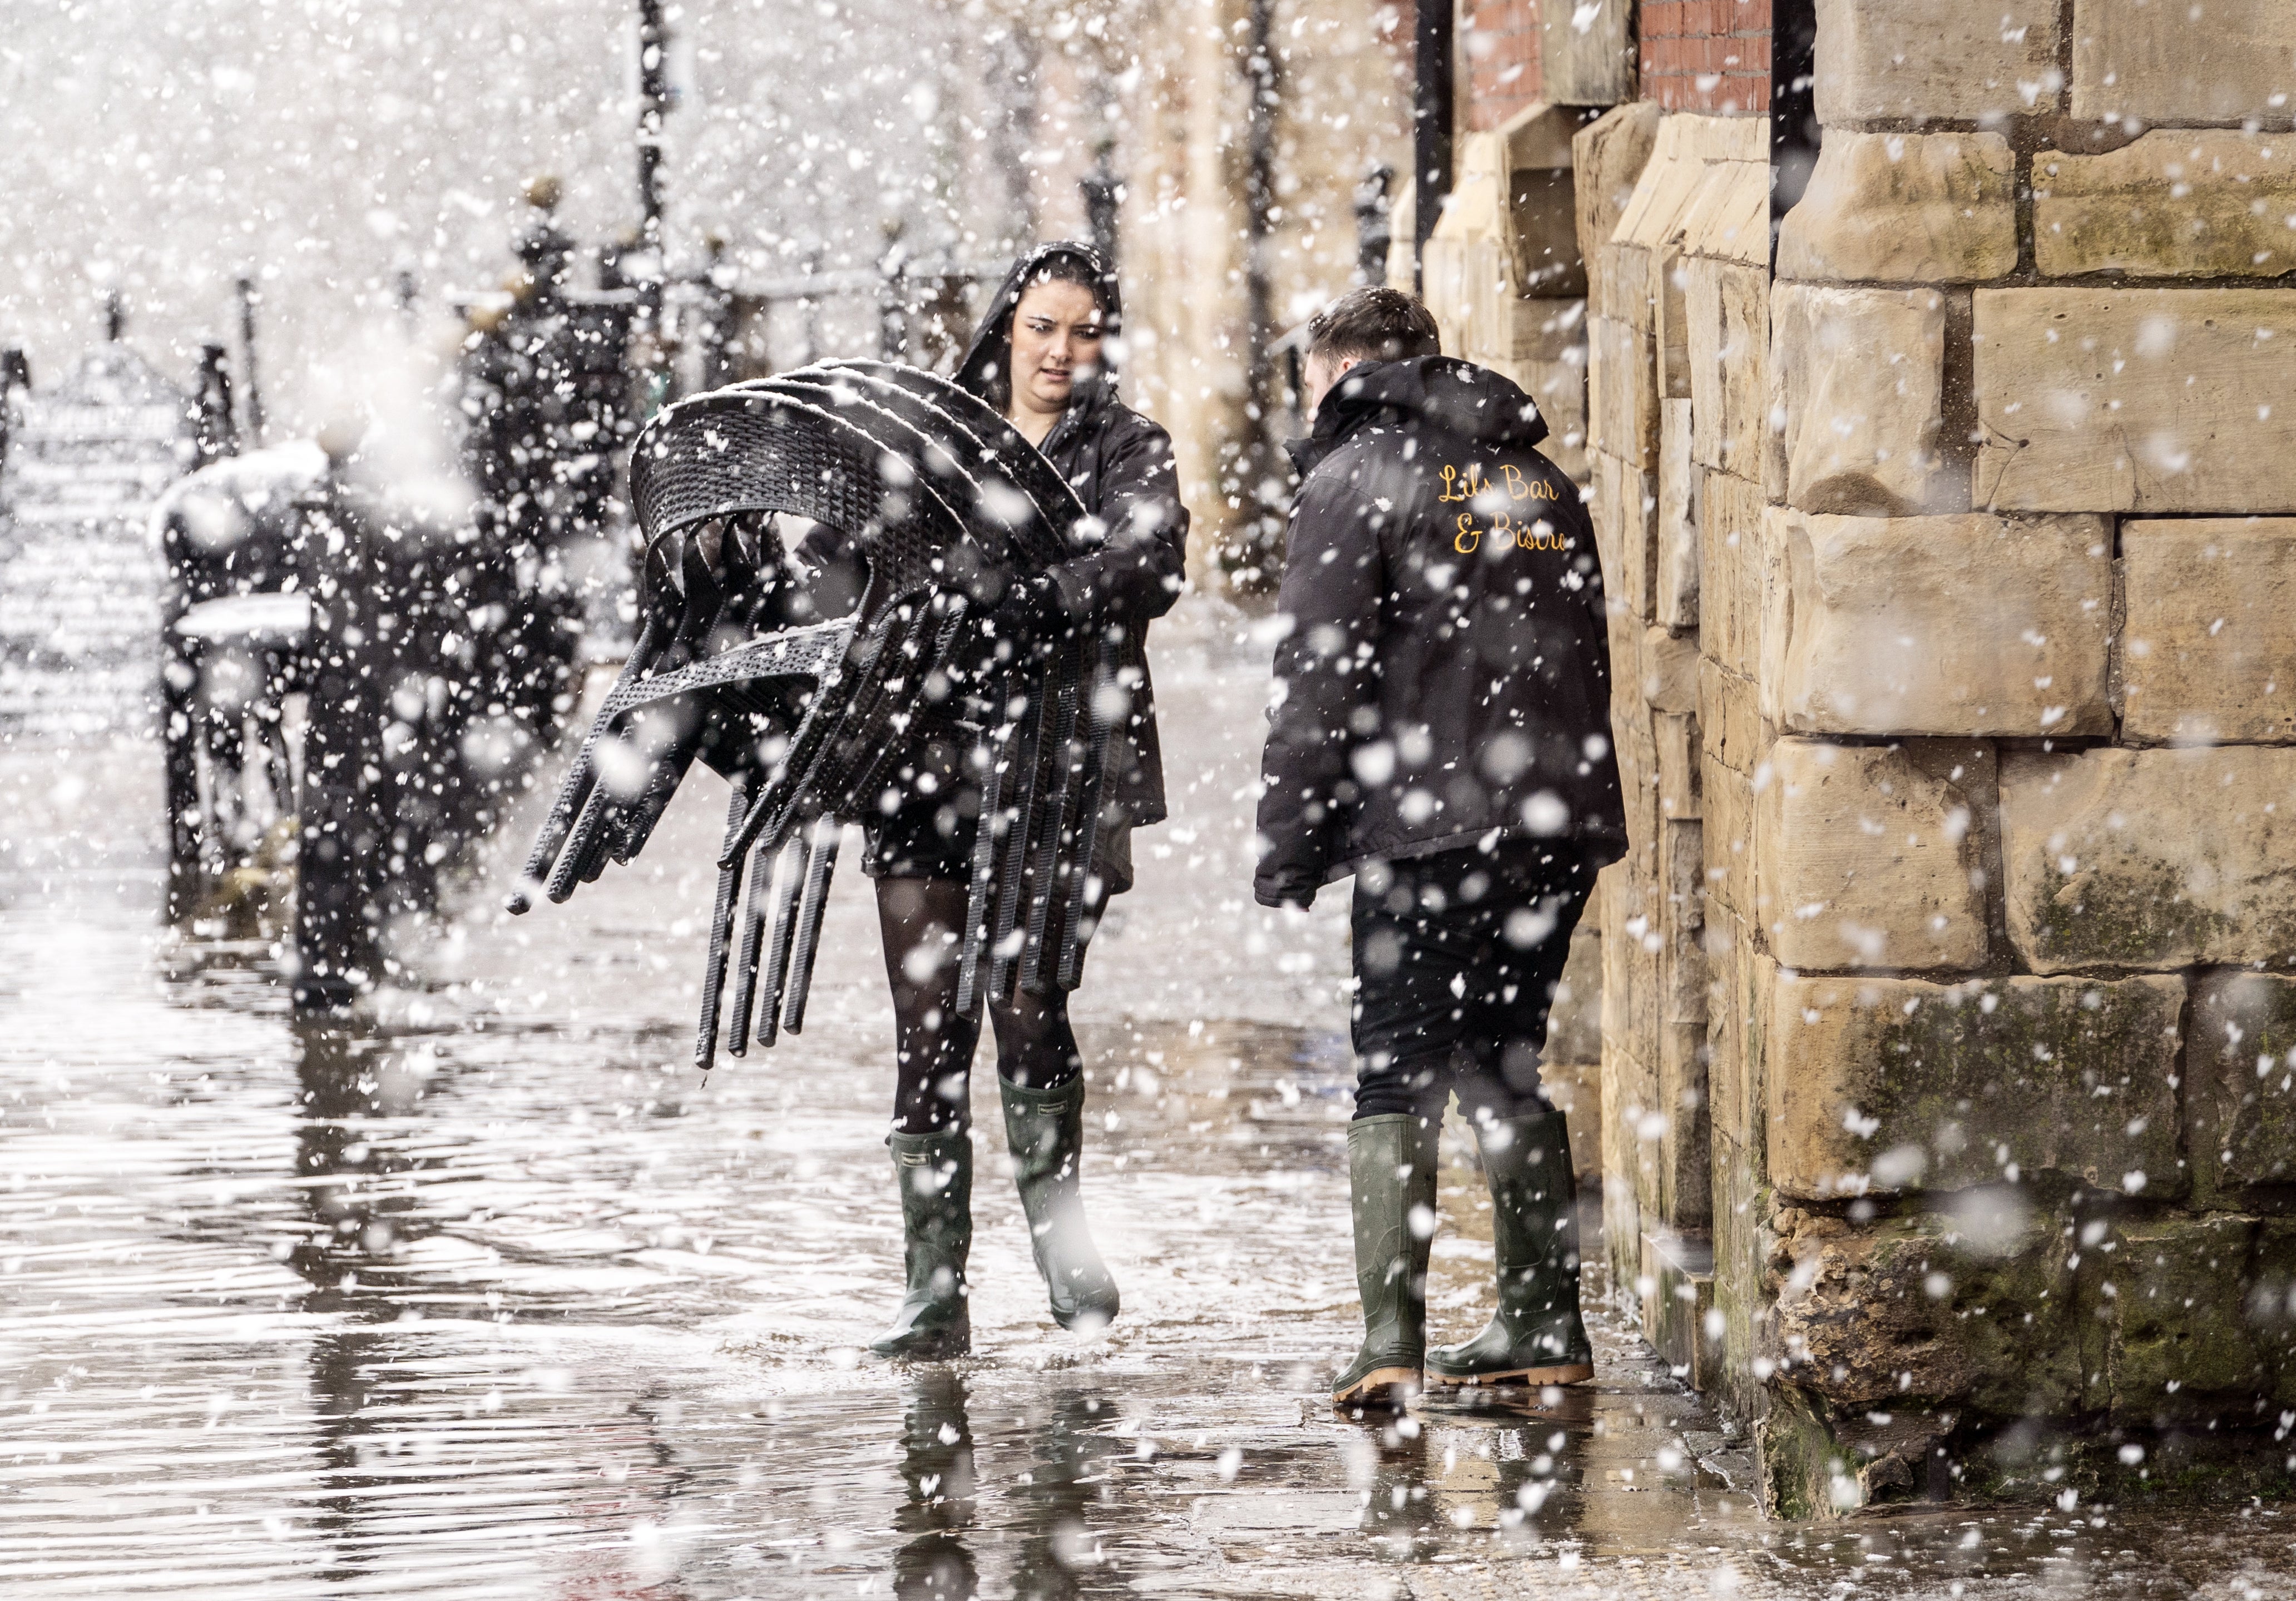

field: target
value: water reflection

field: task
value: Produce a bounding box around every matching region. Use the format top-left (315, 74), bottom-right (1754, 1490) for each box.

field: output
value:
top-left (14, 618), bottom-right (2296, 1597)
top-left (895, 1372), bottom-right (978, 1601)
top-left (1329, 1384), bottom-right (1658, 1559)
top-left (290, 1023), bottom-right (444, 1308)
top-left (1349, 1412), bottom-right (1444, 1553)
top-left (884, 1374), bottom-right (1135, 1600)
top-left (1433, 1390), bottom-right (1594, 1546)
top-left (1007, 1387), bottom-right (1119, 1598)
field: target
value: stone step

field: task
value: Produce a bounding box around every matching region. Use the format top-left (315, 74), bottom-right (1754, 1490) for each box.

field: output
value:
top-left (1640, 1226), bottom-right (1716, 1390)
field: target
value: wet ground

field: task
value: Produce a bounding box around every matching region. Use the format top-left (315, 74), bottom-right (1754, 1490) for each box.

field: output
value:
top-left (7, 598), bottom-right (2296, 1598)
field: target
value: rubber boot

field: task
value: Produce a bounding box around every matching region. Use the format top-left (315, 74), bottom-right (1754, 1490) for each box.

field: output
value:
top-left (999, 1074), bottom-right (1121, 1331)
top-left (1332, 1112), bottom-right (1439, 1413)
top-left (869, 1129), bottom-right (973, 1361)
top-left (1425, 1110), bottom-right (1595, 1388)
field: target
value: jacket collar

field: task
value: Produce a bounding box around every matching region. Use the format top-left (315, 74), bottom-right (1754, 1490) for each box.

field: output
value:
top-left (1288, 355), bottom-right (1549, 477)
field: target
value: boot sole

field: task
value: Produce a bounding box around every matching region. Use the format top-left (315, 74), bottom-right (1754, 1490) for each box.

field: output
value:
top-left (1331, 1366), bottom-right (1422, 1412)
top-left (1424, 1362), bottom-right (1594, 1389)
top-left (867, 1317), bottom-right (973, 1362)
top-left (1049, 1290), bottom-right (1121, 1331)
top-left (865, 1339), bottom-right (973, 1363)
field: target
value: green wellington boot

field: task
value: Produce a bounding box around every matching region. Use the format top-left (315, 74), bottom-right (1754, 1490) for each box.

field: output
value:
top-left (869, 1129), bottom-right (974, 1361)
top-left (1426, 1110), bottom-right (1595, 1389)
top-left (1332, 1113), bottom-right (1439, 1412)
top-left (999, 1075), bottom-right (1121, 1331)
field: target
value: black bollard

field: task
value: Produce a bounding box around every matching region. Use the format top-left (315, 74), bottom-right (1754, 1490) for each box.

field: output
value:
top-left (191, 343), bottom-right (239, 468)
top-left (0, 346), bottom-right (28, 479)
top-left (159, 632), bottom-right (205, 925)
top-left (291, 473), bottom-right (389, 1013)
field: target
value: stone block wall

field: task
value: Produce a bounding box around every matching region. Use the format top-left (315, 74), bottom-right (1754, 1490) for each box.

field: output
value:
top-left (1422, 101), bottom-right (1599, 481)
top-left (1574, 103), bottom-right (1767, 1346)
top-left (1414, 5), bottom-right (2295, 1500)
top-left (1570, 0), bottom-right (2296, 1514)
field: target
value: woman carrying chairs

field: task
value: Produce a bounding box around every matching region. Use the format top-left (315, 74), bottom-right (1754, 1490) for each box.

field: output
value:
top-left (511, 242), bottom-right (1186, 1362)
top-left (852, 242), bottom-right (1188, 1360)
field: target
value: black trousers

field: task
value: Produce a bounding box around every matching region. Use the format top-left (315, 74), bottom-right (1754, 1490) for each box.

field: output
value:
top-left (1349, 840), bottom-right (1594, 1126)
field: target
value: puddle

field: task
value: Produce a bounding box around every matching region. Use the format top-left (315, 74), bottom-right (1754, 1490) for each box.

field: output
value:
top-left (6, 604), bottom-right (2293, 1598)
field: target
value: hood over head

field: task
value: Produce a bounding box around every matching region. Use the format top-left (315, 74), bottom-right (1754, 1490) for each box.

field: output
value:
top-left (1288, 355), bottom-right (1547, 475)
top-left (957, 241), bottom-right (1123, 422)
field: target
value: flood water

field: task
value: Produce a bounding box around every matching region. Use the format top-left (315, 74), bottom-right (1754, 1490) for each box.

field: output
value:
top-left (6, 599), bottom-right (2295, 1598)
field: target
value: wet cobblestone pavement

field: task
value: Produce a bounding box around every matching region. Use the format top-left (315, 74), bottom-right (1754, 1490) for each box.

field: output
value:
top-left (7, 602), bottom-right (2296, 1598)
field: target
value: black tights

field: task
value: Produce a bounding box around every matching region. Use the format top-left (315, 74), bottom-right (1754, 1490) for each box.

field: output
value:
top-left (877, 875), bottom-right (1082, 1135)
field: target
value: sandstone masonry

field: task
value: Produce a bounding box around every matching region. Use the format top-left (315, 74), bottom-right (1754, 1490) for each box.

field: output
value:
top-left (1562, 0), bottom-right (2296, 1517)
top-left (1408, 0), bottom-right (2296, 1516)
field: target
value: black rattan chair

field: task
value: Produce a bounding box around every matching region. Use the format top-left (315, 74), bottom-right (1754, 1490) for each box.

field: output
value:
top-left (511, 363), bottom-right (1116, 1069)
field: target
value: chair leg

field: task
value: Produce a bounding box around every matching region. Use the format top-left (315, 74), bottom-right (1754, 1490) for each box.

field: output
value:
top-left (510, 617), bottom-right (659, 913)
top-left (727, 835), bottom-right (775, 1055)
top-left (755, 832), bottom-right (810, 1050)
top-left (1021, 646), bottom-right (1083, 993)
top-left (694, 779), bottom-right (752, 1071)
top-left (781, 817), bottom-right (842, 1035)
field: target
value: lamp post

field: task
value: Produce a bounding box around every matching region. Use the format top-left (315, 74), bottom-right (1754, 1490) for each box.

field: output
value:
top-left (236, 275), bottom-right (266, 448)
top-left (637, 0), bottom-right (669, 264)
top-left (1412, 0), bottom-right (1453, 294)
top-left (1080, 142), bottom-right (1121, 274)
top-left (1354, 163), bottom-right (1394, 287)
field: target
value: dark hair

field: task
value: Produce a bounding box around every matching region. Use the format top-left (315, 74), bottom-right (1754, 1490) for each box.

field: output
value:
top-left (974, 247), bottom-right (1114, 413)
top-left (1018, 250), bottom-right (1107, 306)
top-left (1305, 286), bottom-right (1441, 365)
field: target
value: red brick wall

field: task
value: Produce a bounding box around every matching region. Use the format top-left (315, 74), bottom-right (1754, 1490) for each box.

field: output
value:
top-left (1379, 1), bottom-right (1418, 83)
top-left (1463, 0), bottom-right (1543, 131)
top-left (1639, 0), bottom-right (1770, 113)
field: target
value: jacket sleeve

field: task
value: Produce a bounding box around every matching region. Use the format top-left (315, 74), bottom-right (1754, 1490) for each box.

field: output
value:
top-left (1042, 416), bottom-right (1190, 624)
top-left (1253, 475), bottom-right (1384, 909)
top-left (786, 518), bottom-right (868, 623)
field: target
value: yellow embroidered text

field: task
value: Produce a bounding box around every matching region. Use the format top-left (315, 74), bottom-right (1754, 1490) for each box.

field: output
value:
top-left (1454, 512), bottom-right (1566, 554)
top-left (1437, 463), bottom-right (1488, 503)
top-left (1441, 461), bottom-right (1558, 505)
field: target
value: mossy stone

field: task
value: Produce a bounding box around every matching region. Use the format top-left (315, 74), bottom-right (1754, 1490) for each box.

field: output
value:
top-left (2099, 1214), bottom-right (2268, 1424)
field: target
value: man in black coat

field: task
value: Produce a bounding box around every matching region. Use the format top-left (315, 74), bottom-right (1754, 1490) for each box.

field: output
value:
top-left (1254, 287), bottom-right (1625, 1411)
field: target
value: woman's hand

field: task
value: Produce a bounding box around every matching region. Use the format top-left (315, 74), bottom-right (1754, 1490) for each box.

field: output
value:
top-left (989, 571), bottom-right (1064, 651)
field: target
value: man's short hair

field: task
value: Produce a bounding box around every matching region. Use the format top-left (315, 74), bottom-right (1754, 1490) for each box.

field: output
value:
top-left (1306, 286), bottom-right (1442, 365)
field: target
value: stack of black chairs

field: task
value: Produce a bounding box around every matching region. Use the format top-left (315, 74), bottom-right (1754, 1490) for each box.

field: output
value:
top-left (510, 361), bottom-right (1119, 1069)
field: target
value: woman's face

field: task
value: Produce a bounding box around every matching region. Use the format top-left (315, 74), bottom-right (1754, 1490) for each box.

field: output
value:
top-left (1007, 279), bottom-right (1104, 419)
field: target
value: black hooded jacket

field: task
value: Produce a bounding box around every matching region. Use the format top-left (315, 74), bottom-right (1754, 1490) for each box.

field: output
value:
top-left (1253, 356), bottom-right (1625, 909)
top-left (794, 244), bottom-right (1186, 825)
top-left (957, 242), bottom-right (1188, 825)
top-left (957, 244), bottom-right (1188, 628)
